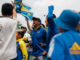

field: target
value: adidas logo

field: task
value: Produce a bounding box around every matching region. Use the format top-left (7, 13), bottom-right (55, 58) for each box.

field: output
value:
top-left (70, 42), bottom-right (80, 54)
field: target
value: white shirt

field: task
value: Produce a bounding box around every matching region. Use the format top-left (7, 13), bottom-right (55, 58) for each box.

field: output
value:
top-left (0, 17), bottom-right (17, 60)
top-left (24, 32), bottom-right (32, 52)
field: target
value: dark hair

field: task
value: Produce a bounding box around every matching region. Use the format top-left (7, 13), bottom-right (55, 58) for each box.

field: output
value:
top-left (41, 24), bottom-right (45, 28)
top-left (32, 17), bottom-right (41, 23)
top-left (53, 14), bottom-right (56, 18)
top-left (17, 31), bottom-right (25, 38)
top-left (21, 26), bottom-right (27, 31)
top-left (2, 3), bottom-right (13, 16)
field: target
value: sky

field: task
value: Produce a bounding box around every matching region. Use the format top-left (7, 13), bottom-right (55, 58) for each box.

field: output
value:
top-left (0, 0), bottom-right (80, 27)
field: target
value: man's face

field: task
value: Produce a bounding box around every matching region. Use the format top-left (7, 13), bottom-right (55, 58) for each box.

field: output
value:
top-left (33, 20), bottom-right (40, 28)
top-left (45, 18), bottom-right (48, 27)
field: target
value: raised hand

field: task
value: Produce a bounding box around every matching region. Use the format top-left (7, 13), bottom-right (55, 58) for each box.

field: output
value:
top-left (48, 5), bottom-right (54, 14)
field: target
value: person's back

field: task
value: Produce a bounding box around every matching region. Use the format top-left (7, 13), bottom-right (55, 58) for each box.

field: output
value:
top-left (47, 10), bottom-right (80, 60)
top-left (0, 17), bottom-right (17, 60)
top-left (0, 3), bottom-right (17, 60)
top-left (63, 31), bottom-right (80, 60)
top-left (50, 30), bottom-right (80, 60)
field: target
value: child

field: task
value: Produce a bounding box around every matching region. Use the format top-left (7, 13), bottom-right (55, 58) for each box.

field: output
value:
top-left (47, 10), bottom-right (80, 60)
top-left (15, 29), bottom-right (28, 60)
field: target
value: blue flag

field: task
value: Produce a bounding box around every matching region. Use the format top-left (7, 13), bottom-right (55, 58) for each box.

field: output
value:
top-left (14, 0), bottom-right (33, 20)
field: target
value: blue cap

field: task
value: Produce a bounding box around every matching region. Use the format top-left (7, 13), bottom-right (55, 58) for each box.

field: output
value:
top-left (54, 10), bottom-right (80, 30)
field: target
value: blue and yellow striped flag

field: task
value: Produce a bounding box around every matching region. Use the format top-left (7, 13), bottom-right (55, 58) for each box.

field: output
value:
top-left (14, 0), bottom-right (33, 20)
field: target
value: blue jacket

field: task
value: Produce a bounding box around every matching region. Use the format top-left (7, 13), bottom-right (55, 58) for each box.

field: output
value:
top-left (47, 30), bottom-right (80, 60)
top-left (47, 15), bottom-right (59, 47)
top-left (31, 27), bottom-right (47, 56)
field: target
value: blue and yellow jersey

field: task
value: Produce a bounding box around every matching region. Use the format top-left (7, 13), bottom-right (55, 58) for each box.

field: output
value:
top-left (16, 38), bottom-right (28, 60)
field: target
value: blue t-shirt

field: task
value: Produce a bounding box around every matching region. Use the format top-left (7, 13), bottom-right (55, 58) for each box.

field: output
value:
top-left (31, 27), bottom-right (47, 56)
top-left (47, 30), bottom-right (80, 60)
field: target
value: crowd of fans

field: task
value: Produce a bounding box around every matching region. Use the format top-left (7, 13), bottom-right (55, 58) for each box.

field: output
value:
top-left (0, 1), bottom-right (80, 60)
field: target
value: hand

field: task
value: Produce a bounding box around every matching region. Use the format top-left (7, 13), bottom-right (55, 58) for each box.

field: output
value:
top-left (28, 44), bottom-right (33, 48)
top-left (43, 51), bottom-right (47, 56)
top-left (40, 43), bottom-right (45, 48)
top-left (12, 1), bottom-right (17, 18)
top-left (28, 43), bottom-right (33, 48)
top-left (48, 5), bottom-right (54, 13)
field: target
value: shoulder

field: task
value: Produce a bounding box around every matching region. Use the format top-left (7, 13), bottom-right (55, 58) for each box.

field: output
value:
top-left (19, 40), bottom-right (25, 45)
top-left (53, 31), bottom-right (71, 39)
top-left (52, 33), bottom-right (62, 39)
top-left (0, 18), bottom-right (17, 24)
top-left (51, 31), bottom-right (75, 46)
top-left (40, 27), bottom-right (46, 32)
top-left (31, 29), bottom-right (34, 32)
top-left (51, 33), bottom-right (66, 45)
top-left (50, 33), bottom-right (62, 45)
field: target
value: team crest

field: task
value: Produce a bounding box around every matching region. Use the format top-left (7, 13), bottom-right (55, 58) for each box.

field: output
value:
top-left (70, 42), bottom-right (80, 54)
top-left (37, 31), bottom-right (40, 34)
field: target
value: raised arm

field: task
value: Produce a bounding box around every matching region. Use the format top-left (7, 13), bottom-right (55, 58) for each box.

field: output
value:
top-left (47, 6), bottom-right (55, 28)
top-left (25, 18), bottom-right (32, 31)
top-left (12, 1), bottom-right (17, 19)
top-left (47, 5), bottom-right (59, 33)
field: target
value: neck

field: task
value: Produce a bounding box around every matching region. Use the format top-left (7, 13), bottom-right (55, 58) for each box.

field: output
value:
top-left (2, 14), bottom-right (12, 17)
top-left (34, 25), bottom-right (41, 31)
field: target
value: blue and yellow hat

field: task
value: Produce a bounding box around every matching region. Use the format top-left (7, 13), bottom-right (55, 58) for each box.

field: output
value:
top-left (54, 10), bottom-right (80, 30)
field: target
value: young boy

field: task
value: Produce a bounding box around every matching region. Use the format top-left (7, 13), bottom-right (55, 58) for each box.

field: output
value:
top-left (47, 10), bottom-right (80, 60)
top-left (15, 30), bottom-right (28, 60)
